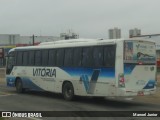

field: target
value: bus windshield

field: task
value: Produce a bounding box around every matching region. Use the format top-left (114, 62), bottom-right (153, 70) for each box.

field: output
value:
top-left (124, 40), bottom-right (156, 64)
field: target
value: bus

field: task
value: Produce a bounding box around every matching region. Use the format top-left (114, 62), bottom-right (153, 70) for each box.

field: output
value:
top-left (6, 39), bottom-right (157, 100)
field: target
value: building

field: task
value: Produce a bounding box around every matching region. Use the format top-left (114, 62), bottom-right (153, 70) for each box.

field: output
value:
top-left (18, 35), bottom-right (60, 46)
top-left (129, 28), bottom-right (141, 38)
top-left (0, 34), bottom-right (61, 67)
top-left (0, 34), bottom-right (60, 46)
top-left (108, 27), bottom-right (121, 39)
top-left (60, 31), bottom-right (79, 40)
top-left (0, 34), bottom-right (20, 45)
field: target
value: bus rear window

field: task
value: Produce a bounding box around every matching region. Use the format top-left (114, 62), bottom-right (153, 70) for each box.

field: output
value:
top-left (124, 40), bottom-right (156, 63)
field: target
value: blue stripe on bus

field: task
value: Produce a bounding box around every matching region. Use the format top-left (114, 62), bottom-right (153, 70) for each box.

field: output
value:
top-left (22, 77), bottom-right (43, 91)
top-left (7, 76), bottom-right (43, 91)
top-left (80, 75), bottom-right (89, 91)
top-left (61, 67), bottom-right (115, 78)
top-left (80, 69), bottom-right (100, 93)
top-left (143, 80), bottom-right (156, 89)
top-left (124, 64), bottom-right (135, 75)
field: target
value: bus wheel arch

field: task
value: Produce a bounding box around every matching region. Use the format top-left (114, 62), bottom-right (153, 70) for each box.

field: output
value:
top-left (15, 77), bottom-right (25, 93)
top-left (62, 81), bottom-right (75, 101)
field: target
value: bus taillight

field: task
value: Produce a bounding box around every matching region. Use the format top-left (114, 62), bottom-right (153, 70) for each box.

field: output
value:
top-left (118, 73), bottom-right (125, 88)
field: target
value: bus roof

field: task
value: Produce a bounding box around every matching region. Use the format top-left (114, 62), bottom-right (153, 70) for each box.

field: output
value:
top-left (9, 38), bottom-right (155, 52)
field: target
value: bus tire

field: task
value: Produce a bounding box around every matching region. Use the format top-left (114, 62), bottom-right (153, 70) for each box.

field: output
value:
top-left (62, 82), bottom-right (74, 101)
top-left (16, 79), bottom-right (25, 93)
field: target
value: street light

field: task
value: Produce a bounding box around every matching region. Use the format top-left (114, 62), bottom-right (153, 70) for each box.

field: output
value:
top-left (32, 34), bottom-right (37, 45)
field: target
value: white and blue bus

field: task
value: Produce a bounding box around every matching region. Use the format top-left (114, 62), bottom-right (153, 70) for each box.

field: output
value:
top-left (6, 39), bottom-right (157, 100)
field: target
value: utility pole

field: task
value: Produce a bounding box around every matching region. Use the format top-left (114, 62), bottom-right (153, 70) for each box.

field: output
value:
top-left (32, 34), bottom-right (35, 45)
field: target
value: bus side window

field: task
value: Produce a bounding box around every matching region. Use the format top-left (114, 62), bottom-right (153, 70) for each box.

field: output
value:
top-left (16, 51), bottom-right (23, 65)
top-left (28, 51), bottom-right (35, 66)
top-left (104, 45), bottom-right (116, 67)
top-left (23, 51), bottom-right (28, 66)
top-left (93, 46), bottom-right (103, 67)
top-left (64, 48), bottom-right (73, 67)
top-left (56, 49), bottom-right (64, 66)
top-left (73, 48), bottom-right (82, 67)
top-left (42, 50), bottom-right (49, 66)
top-left (6, 51), bottom-right (15, 74)
top-left (48, 49), bottom-right (56, 66)
top-left (35, 50), bottom-right (42, 66)
top-left (82, 47), bottom-right (93, 67)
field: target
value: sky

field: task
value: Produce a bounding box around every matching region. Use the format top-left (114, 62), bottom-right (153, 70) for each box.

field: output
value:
top-left (0, 0), bottom-right (160, 39)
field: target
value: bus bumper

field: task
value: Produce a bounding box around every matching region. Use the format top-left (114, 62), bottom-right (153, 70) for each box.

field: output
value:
top-left (117, 88), bottom-right (156, 96)
top-left (6, 77), bottom-right (16, 87)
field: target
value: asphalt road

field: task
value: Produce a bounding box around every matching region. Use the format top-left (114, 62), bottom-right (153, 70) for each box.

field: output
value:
top-left (0, 83), bottom-right (160, 120)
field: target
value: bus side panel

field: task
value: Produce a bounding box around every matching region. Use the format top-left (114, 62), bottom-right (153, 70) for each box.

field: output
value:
top-left (60, 67), bottom-right (116, 96)
top-left (124, 64), bottom-right (156, 91)
top-left (115, 41), bottom-right (124, 87)
top-left (7, 66), bottom-right (117, 97)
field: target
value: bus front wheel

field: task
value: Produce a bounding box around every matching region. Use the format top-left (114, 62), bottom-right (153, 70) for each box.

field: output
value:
top-left (62, 82), bottom-right (74, 101)
top-left (16, 79), bottom-right (24, 93)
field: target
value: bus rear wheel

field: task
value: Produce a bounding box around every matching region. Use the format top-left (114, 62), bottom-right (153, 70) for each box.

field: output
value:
top-left (16, 79), bottom-right (25, 93)
top-left (62, 82), bottom-right (74, 101)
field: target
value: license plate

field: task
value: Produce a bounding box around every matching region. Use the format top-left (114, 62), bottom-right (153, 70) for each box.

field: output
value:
top-left (137, 91), bottom-right (144, 96)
